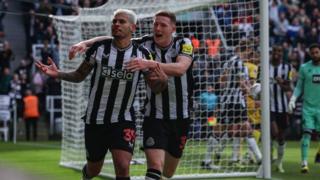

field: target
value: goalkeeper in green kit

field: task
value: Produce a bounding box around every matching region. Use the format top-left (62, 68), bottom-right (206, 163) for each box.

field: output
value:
top-left (288, 43), bottom-right (320, 173)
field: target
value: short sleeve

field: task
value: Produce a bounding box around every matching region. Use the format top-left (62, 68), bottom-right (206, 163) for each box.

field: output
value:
top-left (178, 37), bottom-right (194, 58)
top-left (84, 39), bottom-right (110, 64)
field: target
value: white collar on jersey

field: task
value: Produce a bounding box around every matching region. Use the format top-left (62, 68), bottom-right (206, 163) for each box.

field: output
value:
top-left (155, 39), bottom-right (174, 50)
top-left (111, 40), bottom-right (133, 51)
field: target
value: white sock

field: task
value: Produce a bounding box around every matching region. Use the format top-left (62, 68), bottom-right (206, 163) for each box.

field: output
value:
top-left (232, 137), bottom-right (241, 162)
top-left (277, 143), bottom-right (286, 164)
top-left (216, 132), bottom-right (228, 156)
top-left (204, 135), bottom-right (219, 163)
top-left (246, 147), bottom-right (255, 161)
top-left (247, 137), bottom-right (262, 161)
top-left (301, 160), bottom-right (308, 166)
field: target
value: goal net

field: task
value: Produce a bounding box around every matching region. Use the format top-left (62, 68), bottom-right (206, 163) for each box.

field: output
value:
top-left (52, 0), bottom-right (264, 179)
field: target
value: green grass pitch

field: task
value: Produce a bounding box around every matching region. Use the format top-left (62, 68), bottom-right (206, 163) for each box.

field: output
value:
top-left (0, 141), bottom-right (319, 180)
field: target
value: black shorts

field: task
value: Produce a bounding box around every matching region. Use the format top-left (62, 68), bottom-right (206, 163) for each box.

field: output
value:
top-left (142, 117), bottom-right (191, 158)
top-left (85, 121), bottom-right (136, 162)
top-left (270, 112), bottom-right (289, 130)
top-left (218, 103), bottom-right (248, 124)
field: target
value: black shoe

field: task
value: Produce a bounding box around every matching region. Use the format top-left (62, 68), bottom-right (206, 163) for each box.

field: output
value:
top-left (301, 165), bottom-right (309, 173)
top-left (214, 153), bottom-right (221, 164)
top-left (201, 161), bottom-right (220, 170)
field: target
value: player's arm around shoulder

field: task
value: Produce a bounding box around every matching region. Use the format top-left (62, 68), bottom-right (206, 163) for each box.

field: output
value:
top-left (69, 36), bottom-right (111, 59)
top-left (159, 37), bottom-right (194, 77)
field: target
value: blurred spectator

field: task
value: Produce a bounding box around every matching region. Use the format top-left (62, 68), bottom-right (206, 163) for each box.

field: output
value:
top-left (23, 89), bottom-right (40, 141)
top-left (43, 24), bottom-right (57, 44)
top-left (0, 67), bottom-right (12, 94)
top-left (269, 0), bottom-right (280, 23)
top-left (46, 77), bottom-right (61, 96)
top-left (288, 49), bottom-right (302, 68)
top-left (238, 18), bottom-right (254, 37)
top-left (9, 73), bottom-right (23, 119)
top-left (205, 38), bottom-right (221, 58)
top-left (287, 17), bottom-right (301, 43)
top-left (190, 33), bottom-right (200, 53)
top-left (32, 68), bottom-right (46, 112)
top-left (14, 59), bottom-right (32, 94)
top-left (273, 12), bottom-right (289, 44)
top-left (305, 27), bottom-right (319, 45)
top-left (32, 68), bottom-right (45, 96)
top-left (0, 40), bottom-right (14, 69)
top-left (0, 0), bottom-right (7, 35)
top-left (24, 9), bottom-right (37, 53)
top-left (52, 0), bottom-right (73, 15)
top-left (45, 77), bottom-right (62, 129)
top-left (37, 0), bottom-right (52, 25)
top-left (51, 42), bottom-right (60, 66)
top-left (41, 40), bottom-right (53, 65)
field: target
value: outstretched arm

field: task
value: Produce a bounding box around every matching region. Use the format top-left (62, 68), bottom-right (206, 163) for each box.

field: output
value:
top-left (158, 55), bottom-right (192, 76)
top-left (68, 36), bottom-right (110, 59)
top-left (36, 57), bottom-right (94, 83)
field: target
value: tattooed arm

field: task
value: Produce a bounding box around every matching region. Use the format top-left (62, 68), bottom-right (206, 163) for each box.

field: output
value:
top-left (36, 57), bottom-right (94, 83)
top-left (58, 61), bottom-right (94, 82)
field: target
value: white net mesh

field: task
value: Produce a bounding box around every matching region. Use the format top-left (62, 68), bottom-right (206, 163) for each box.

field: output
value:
top-left (53, 0), bottom-right (263, 179)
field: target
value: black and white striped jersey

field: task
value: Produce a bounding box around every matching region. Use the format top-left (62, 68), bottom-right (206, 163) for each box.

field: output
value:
top-left (84, 39), bottom-right (151, 124)
top-left (134, 35), bottom-right (194, 120)
top-left (269, 63), bottom-right (292, 113)
top-left (219, 55), bottom-right (248, 108)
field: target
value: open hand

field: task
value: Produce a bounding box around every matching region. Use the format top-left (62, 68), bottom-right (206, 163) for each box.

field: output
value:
top-left (145, 63), bottom-right (168, 93)
top-left (125, 58), bottom-right (157, 72)
top-left (35, 57), bottom-right (59, 78)
top-left (68, 42), bottom-right (87, 60)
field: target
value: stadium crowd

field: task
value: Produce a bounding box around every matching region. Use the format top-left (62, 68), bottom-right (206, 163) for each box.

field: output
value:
top-left (0, 1), bottom-right (108, 139)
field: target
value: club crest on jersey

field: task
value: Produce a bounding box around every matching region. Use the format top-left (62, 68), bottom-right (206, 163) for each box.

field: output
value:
top-left (312, 74), bottom-right (320, 83)
top-left (101, 66), bottom-right (133, 80)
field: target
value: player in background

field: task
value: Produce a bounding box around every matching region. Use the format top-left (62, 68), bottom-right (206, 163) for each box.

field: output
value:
top-left (243, 59), bottom-right (262, 163)
top-left (68, 10), bottom-right (193, 180)
top-left (221, 45), bottom-right (261, 166)
top-left (288, 43), bottom-right (320, 173)
top-left (36, 9), bottom-right (167, 180)
top-left (269, 45), bottom-right (293, 173)
top-left (201, 44), bottom-right (262, 170)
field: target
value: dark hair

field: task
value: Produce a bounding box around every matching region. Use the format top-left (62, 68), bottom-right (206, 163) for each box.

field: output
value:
top-left (155, 10), bottom-right (176, 24)
top-left (272, 45), bottom-right (283, 52)
top-left (309, 43), bottom-right (320, 51)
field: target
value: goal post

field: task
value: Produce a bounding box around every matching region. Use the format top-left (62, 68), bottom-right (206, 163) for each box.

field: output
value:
top-left (259, 0), bottom-right (271, 178)
top-left (52, 0), bottom-right (270, 179)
